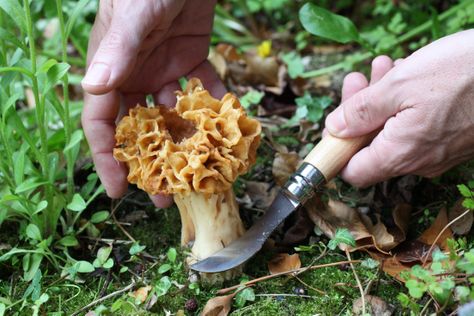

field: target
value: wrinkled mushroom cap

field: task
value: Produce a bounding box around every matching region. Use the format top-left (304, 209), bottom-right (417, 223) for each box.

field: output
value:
top-left (113, 78), bottom-right (261, 195)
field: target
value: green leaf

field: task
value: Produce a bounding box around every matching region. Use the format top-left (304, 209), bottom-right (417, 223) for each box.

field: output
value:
top-left (361, 258), bottom-right (379, 269)
top-left (0, 27), bottom-right (26, 52)
top-left (15, 178), bottom-right (48, 194)
top-left (299, 3), bottom-right (360, 44)
top-left (59, 235), bottom-right (78, 247)
top-left (102, 258), bottom-right (114, 269)
top-left (240, 90), bottom-right (264, 109)
top-left (281, 52), bottom-right (304, 78)
top-left (468, 180), bottom-right (474, 189)
top-left (67, 193), bottom-right (87, 212)
top-left (158, 264), bottom-right (172, 274)
top-left (405, 279), bottom-right (427, 299)
top-left (155, 276), bottom-right (172, 297)
top-left (33, 200), bottom-right (48, 215)
top-left (38, 59), bottom-right (58, 74)
top-left (167, 248), bottom-right (177, 263)
top-left (129, 242), bottom-right (146, 256)
top-left (74, 261), bottom-right (95, 273)
top-left (0, 0), bottom-right (26, 32)
top-left (26, 224), bottom-right (42, 241)
top-left (455, 285), bottom-right (470, 301)
top-left (90, 211), bottom-right (109, 224)
top-left (462, 198), bottom-right (474, 209)
top-left (13, 150), bottom-right (26, 186)
top-left (458, 184), bottom-right (472, 198)
top-left (65, 0), bottom-right (91, 37)
top-left (0, 302), bottom-right (5, 316)
top-left (328, 228), bottom-right (356, 250)
top-left (235, 287), bottom-right (255, 308)
top-left (96, 246), bottom-right (112, 265)
top-left (64, 130), bottom-right (83, 152)
top-left (24, 253), bottom-right (43, 282)
top-left (119, 266), bottom-right (128, 273)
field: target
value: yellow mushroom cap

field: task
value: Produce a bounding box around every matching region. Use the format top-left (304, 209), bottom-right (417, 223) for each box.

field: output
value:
top-left (113, 78), bottom-right (261, 195)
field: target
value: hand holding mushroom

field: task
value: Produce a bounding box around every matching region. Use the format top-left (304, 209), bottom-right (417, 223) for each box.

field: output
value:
top-left (114, 79), bottom-right (261, 281)
top-left (81, 0), bottom-right (224, 207)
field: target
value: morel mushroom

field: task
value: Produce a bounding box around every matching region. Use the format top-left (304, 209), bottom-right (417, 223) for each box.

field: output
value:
top-left (113, 79), bottom-right (261, 281)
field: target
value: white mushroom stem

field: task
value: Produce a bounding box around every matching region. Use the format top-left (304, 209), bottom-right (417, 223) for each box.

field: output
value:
top-left (174, 189), bottom-right (245, 281)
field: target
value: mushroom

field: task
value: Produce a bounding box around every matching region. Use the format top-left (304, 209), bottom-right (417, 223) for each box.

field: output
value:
top-left (113, 78), bottom-right (261, 281)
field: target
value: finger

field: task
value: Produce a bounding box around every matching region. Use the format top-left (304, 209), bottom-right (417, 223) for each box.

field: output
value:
top-left (82, 91), bottom-right (129, 198)
top-left (149, 194), bottom-right (174, 209)
top-left (153, 81), bottom-right (181, 108)
top-left (370, 55), bottom-right (393, 84)
top-left (340, 131), bottom-right (395, 187)
top-left (187, 60), bottom-right (227, 98)
top-left (341, 72), bottom-right (368, 102)
top-left (324, 79), bottom-right (397, 138)
top-left (82, 2), bottom-right (165, 95)
top-left (394, 58), bottom-right (404, 66)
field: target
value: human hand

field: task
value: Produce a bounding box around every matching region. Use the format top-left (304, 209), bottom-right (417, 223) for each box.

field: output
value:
top-left (325, 30), bottom-right (474, 187)
top-left (81, 0), bottom-right (225, 206)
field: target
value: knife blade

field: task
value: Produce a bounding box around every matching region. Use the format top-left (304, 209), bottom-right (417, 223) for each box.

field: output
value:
top-left (191, 133), bottom-right (373, 273)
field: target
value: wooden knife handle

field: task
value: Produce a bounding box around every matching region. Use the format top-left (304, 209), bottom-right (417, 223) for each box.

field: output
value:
top-left (303, 133), bottom-right (374, 181)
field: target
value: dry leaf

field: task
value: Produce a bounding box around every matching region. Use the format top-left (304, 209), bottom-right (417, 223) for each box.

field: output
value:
top-left (268, 253), bottom-right (301, 274)
top-left (306, 195), bottom-right (411, 253)
top-left (449, 199), bottom-right (473, 235)
top-left (129, 286), bottom-right (151, 303)
top-left (369, 208), bottom-right (453, 281)
top-left (353, 295), bottom-right (392, 316)
top-left (418, 208), bottom-right (452, 248)
top-left (272, 151), bottom-right (301, 186)
top-left (208, 48), bottom-right (228, 80)
top-left (201, 293), bottom-right (235, 316)
top-left (245, 181), bottom-right (278, 209)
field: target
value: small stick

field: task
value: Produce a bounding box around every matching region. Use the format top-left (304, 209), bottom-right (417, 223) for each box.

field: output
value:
top-left (293, 275), bottom-right (326, 295)
top-left (71, 281), bottom-right (136, 316)
top-left (422, 208), bottom-right (470, 265)
top-left (217, 260), bottom-right (360, 295)
top-left (255, 293), bottom-right (314, 298)
top-left (346, 250), bottom-right (365, 315)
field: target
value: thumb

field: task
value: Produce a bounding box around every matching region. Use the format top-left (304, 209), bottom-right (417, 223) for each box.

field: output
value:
top-left (82, 1), bottom-right (168, 94)
top-left (325, 81), bottom-right (399, 138)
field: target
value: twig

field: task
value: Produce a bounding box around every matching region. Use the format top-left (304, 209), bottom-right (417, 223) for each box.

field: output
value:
top-left (112, 211), bottom-right (136, 242)
top-left (71, 281), bottom-right (136, 316)
top-left (346, 250), bottom-right (365, 315)
top-left (255, 293), bottom-right (314, 298)
top-left (217, 260), bottom-right (361, 294)
top-left (420, 297), bottom-right (433, 316)
top-left (293, 275), bottom-right (326, 295)
top-left (422, 209), bottom-right (471, 265)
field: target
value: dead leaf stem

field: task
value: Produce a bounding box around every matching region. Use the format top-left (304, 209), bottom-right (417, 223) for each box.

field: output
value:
top-left (217, 260), bottom-right (361, 295)
top-left (422, 208), bottom-right (471, 265)
top-left (71, 280), bottom-right (136, 316)
top-left (346, 250), bottom-right (365, 315)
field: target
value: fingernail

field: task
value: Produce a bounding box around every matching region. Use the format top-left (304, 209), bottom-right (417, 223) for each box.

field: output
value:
top-left (326, 110), bottom-right (347, 135)
top-left (82, 63), bottom-right (110, 87)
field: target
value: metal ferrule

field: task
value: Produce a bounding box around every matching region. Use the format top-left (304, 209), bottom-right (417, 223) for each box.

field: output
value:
top-left (283, 162), bottom-right (326, 203)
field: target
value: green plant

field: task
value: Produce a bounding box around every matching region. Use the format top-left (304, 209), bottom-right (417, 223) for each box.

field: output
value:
top-left (0, 0), bottom-right (102, 288)
top-left (298, 1), bottom-right (474, 78)
top-left (328, 228), bottom-right (356, 250)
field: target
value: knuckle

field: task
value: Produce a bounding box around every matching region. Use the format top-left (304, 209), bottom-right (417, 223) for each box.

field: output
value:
top-left (103, 29), bottom-right (125, 51)
top-left (348, 89), bottom-right (374, 124)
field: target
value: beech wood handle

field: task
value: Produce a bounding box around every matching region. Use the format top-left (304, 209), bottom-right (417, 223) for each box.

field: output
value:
top-left (303, 133), bottom-right (374, 181)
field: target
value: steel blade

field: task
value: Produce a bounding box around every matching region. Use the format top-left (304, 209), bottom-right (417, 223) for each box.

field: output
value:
top-left (190, 192), bottom-right (300, 273)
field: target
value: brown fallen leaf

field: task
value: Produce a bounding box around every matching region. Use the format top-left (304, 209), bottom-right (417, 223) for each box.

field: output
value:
top-left (268, 253), bottom-right (301, 274)
top-left (368, 208), bottom-right (453, 281)
top-left (201, 293), bottom-right (236, 316)
top-left (245, 181), bottom-right (279, 209)
top-left (129, 286), bottom-right (151, 304)
top-left (448, 199), bottom-right (473, 235)
top-left (353, 295), bottom-right (392, 316)
top-left (272, 151), bottom-right (302, 186)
